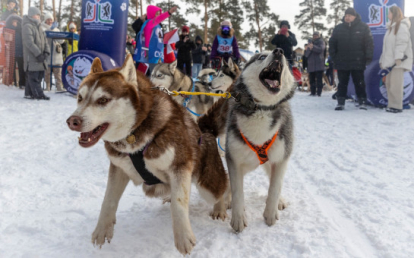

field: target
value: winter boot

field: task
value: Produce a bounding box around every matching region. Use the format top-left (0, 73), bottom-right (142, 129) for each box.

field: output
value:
top-left (359, 99), bottom-right (367, 110)
top-left (335, 97), bottom-right (345, 111)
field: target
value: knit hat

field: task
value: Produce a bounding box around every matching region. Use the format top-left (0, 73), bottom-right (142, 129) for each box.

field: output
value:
top-left (69, 23), bottom-right (76, 30)
top-left (28, 7), bottom-right (41, 17)
top-left (313, 31), bottom-right (320, 36)
top-left (221, 20), bottom-right (232, 28)
top-left (181, 25), bottom-right (190, 33)
top-left (280, 20), bottom-right (290, 29)
top-left (7, 0), bottom-right (17, 4)
top-left (345, 7), bottom-right (357, 17)
top-left (44, 13), bottom-right (54, 22)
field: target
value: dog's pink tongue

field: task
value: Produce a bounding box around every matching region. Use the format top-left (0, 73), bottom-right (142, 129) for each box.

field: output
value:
top-left (80, 132), bottom-right (93, 141)
top-left (265, 79), bottom-right (280, 88)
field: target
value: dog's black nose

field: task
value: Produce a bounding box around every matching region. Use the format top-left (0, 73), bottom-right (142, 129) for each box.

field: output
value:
top-left (273, 48), bottom-right (284, 56)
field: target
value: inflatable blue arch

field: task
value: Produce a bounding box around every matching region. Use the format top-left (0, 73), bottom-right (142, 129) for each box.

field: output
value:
top-left (62, 0), bottom-right (129, 95)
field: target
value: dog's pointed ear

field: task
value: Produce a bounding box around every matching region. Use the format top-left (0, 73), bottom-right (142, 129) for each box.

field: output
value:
top-left (169, 60), bottom-right (177, 74)
top-left (158, 58), bottom-right (162, 64)
top-left (119, 55), bottom-right (138, 86)
top-left (222, 58), bottom-right (226, 67)
top-left (228, 58), bottom-right (235, 71)
top-left (90, 58), bottom-right (104, 74)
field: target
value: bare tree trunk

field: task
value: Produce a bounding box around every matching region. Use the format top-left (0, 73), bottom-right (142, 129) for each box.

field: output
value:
top-left (135, 0), bottom-right (138, 19)
top-left (168, 0), bottom-right (171, 31)
top-left (58, 0), bottom-right (63, 23)
top-left (254, 1), bottom-right (262, 52)
top-left (19, 0), bottom-right (23, 17)
top-left (28, 0), bottom-right (31, 10)
top-left (204, 0), bottom-right (208, 43)
top-left (52, 0), bottom-right (56, 20)
top-left (140, 0), bottom-right (143, 17)
top-left (70, 0), bottom-right (74, 22)
top-left (40, 0), bottom-right (44, 16)
top-left (310, 0), bottom-right (315, 34)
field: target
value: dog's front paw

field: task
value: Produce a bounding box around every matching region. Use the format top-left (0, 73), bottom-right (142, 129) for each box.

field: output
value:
top-left (174, 230), bottom-right (196, 255)
top-left (91, 219), bottom-right (115, 248)
top-left (263, 208), bottom-right (279, 226)
top-left (230, 213), bottom-right (247, 232)
top-left (278, 197), bottom-right (288, 210)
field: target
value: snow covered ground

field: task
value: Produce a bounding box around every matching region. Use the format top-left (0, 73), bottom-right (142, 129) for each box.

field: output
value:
top-left (1, 85), bottom-right (413, 258)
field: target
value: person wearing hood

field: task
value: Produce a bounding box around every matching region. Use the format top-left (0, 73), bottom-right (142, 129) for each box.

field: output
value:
top-left (143, 5), bottom-right (177, 71)
top-left (379, 6), bottom-right (413, 113)
top-left (22, 7), bottom-right (50, 100)
top-left (271, 20), bottom-right (298, 66)
top-left (210, 20), bottom-right (240, 64)
top-left (192, 35), bottom-right (207, 78)
top-left (1, 0), bottom-right (18, 21)
top-left (66, 22), bottom-right (78, 57)
top-left (305, 31), bottom-right (326, 96)
top-left (41, 13), bottom-right (65, 92)
top-left (5, 14), bottom-right (25, 88)
top-left (175, 25), bottom-right (196, 76)
top-left (329, 7), bottom-right (374, 111)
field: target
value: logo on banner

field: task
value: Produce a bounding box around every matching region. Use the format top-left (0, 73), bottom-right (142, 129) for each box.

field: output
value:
top-left (84, 0), bottom-right (114, 24)
top-left (368, 0), bottom-right (396, 29)
top-left (379, 72), bottom-right (414, 105)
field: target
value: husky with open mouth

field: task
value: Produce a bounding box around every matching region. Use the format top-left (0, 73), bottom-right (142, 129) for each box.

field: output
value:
top-left (66, 55), bottom-right (229, 255)
top-left (199, 48), bottom-right (295, 232)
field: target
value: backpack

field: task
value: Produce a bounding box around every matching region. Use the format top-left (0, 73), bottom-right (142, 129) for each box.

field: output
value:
top-left (409, 17), bottom-right (414, 65)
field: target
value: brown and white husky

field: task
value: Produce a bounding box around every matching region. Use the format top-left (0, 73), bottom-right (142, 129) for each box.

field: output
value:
top-left (66, 55), bottom-right (229, 255)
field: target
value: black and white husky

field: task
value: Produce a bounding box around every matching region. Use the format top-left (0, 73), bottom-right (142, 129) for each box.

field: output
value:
top-left (198, 48), bottom-right (295, 232)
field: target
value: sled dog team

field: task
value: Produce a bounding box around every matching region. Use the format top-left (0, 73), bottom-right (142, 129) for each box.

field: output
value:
top-left (67, 48), bottom-right (296, 255)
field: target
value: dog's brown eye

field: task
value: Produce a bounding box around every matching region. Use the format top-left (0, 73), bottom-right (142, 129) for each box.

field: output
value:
top-left (78, 95), bottom-right (83, 102)
top-left (97, 97), bottom-right (110, 105)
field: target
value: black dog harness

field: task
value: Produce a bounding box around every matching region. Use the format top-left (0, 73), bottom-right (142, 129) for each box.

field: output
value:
top-left (129, 144), bottom-right (163, 185)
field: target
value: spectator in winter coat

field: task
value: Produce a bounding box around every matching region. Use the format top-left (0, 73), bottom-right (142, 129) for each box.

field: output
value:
top-left (1, 0), bottom-right (18, 21)
top-left (271, 20), bottom-right (298, 66)
top-left (176, 25), bottom-right (196, 76)
top-left (379, 6), bottom-right (413, 113)
top-left (329, 8), bottom-right (374, 110)
top-left (22, 7), bottom-right (50, 100)
top-left (192, 35), bottom-right (207, 78)
top-left (143, 5), bottom-right (177, 71)
top-left (204, 44), bottom-right (212, 68)
top-left (210, 20), bottom-right (241, 64)
top-left (302, 44), bottom-right (308, 71)
top-left (126, 35), bottom-right (135, 56)
top-left (66, 22), bottom-right (78, 57)
top-left (41, 13), bottom-right (65, 92)
top-left (5, 14), bottom-right (25, 88)
top-left (305, 31), bottom-right (326, 96)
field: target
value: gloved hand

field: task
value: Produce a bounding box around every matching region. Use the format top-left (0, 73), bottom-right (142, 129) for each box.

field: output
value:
top-left (395, 59), bottom-right (402, 66)
top-left (50, 22), bottom-right (59, 30)
top-left (36, 54), bottom-right (46, 62)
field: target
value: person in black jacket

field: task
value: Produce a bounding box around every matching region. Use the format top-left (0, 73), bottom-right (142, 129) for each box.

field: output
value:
top-left (176, 25), bottom-right (196, 76)
top-left (302, 44), bottom-right (308, 72)
top-left (329, 8), bottom-right (374, 111)
top-left (203, 44), bottom-right (212, 68)
top-left (192, 35), bottom-right (207, 78)
top-left (271, 20), bottom-right (298, 66)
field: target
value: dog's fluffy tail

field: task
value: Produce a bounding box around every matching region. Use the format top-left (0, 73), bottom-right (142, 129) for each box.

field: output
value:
top-left (198, 97), bottom-right (229, 138)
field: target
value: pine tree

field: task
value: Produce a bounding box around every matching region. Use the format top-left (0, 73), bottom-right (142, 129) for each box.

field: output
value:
top-left (243, 0), bottom-right (279, 52)
top-left (183, 0), bottom-right (216, 43)
top-left (157, 1), bottom-right (188, 32)
top-left (295, 0), bottom-right (328, 40)
top-left (327, 0), bottom-right (351, 35)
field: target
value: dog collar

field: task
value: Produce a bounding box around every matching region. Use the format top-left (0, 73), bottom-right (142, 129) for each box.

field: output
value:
top-left (231, 91), bottom-right (278, 111)
top-left (240, 130), bottom-right (278, 165)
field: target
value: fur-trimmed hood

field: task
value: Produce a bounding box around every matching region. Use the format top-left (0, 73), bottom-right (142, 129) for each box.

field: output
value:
top-left (217, 26), bottom-right (234, 38)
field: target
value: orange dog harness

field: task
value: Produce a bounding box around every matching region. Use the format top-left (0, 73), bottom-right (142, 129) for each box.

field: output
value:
top-left (240, 131), bottom-right (279, 165)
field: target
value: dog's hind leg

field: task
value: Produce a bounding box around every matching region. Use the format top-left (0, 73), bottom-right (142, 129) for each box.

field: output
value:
top-left (262, 160), bottom-right (288, 226)
top-left (92, 163), bottom-right (130, 247)
top-left (170, 171), bottom-right (196, 255)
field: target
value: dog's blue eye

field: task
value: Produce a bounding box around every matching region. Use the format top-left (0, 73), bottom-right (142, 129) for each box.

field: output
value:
top-left (220, 74), bottom-right (224, 77)
top-left (259, 55), bottom-right (267, 60)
